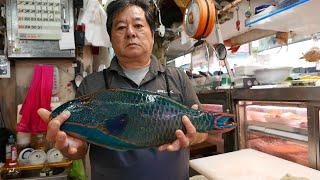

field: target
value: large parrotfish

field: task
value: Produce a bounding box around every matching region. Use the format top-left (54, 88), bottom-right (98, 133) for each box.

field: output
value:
top-left (50, 88), bottom-right (235, 151)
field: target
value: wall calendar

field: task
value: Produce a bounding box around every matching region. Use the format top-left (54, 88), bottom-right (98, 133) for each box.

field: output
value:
top-left (6, 0), bottom-right (75, 58)
top-left (17, 0), bottom-right (61, 40)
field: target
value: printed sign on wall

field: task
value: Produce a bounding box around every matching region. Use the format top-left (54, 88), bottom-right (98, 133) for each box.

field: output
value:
top-left (17, 0), bottom-right (61, 40)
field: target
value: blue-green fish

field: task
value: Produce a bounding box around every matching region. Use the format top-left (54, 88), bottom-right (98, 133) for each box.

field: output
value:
top-left (50, 88), bottom-right (235, 151)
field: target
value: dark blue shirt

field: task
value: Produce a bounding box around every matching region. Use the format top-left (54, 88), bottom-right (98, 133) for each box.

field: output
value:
top-left (90, 146), bottom-right (189, 180)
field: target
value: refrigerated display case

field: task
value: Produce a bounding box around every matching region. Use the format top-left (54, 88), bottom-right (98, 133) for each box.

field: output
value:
top-left (233, 87), bottom-right (320, 169)
top-left (239, 101), bottom-right (309, 166)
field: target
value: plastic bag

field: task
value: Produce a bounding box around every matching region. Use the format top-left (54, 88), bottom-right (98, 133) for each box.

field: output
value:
top-left (78, 0), bottom-right (111, 47)
top-left (68, 159), bottom-right (86, 180)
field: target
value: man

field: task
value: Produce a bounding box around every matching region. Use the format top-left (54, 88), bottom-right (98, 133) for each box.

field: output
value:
top-left (38, 0), bottom-right (208, 179)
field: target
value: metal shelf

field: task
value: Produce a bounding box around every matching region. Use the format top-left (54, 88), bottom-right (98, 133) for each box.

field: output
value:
top-left (248, 125), bottom-right (308, 142)
top-left (245, 0), bottom-right (320, 35)
top-left (247, 120), bottom-right (308, 135)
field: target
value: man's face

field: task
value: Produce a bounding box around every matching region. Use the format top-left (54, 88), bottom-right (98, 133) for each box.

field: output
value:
top-left (111, 5), bottom-right (154, 60)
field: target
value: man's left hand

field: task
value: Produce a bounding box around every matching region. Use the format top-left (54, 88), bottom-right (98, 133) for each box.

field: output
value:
top-left (158, 104), bottom-right (208, 152)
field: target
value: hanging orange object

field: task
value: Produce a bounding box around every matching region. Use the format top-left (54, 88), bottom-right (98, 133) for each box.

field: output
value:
top-left (173, 0), bottom-right (191, 14)
top-left (183, 0), bottom-right (216, 39)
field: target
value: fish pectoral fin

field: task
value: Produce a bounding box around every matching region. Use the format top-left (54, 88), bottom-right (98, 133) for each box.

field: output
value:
top-left (104, 114), bottom-right (129, 136)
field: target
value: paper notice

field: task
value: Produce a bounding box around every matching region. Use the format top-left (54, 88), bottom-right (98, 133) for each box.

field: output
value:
top-left (59, 30), bottom-right (75, 50)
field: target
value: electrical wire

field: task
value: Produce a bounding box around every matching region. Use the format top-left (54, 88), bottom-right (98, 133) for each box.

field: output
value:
top-left (0, 105), bottom-right (6, 128)
top-left (151, 0), bottom-right (163, 25)
top-left (4, 24), bottom-right (7, 57)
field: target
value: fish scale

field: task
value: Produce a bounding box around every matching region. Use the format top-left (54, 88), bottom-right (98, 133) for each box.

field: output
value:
top-left (121, 100), bottom-right (183, 145)
top-left (51, 88), bottom-right (235, 150)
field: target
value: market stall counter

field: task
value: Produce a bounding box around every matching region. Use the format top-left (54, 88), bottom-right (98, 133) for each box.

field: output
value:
top-left (190, 149), bottom-right (320, 180)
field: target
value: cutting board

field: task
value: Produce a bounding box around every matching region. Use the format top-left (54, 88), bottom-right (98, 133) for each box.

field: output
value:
top-left (190, 149), bottom-right (320, 180)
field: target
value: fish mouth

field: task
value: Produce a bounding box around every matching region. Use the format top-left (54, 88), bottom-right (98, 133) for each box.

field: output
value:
top-left (210, 115), bottom-right (236, 133)
top-left (224, 119), bottom-right (236, 127)
top-left (220, 117), bottom-right (236, 129)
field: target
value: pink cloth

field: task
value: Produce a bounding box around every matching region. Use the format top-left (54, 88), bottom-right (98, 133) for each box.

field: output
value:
top-left (16, 65), bottom-right (54, 133)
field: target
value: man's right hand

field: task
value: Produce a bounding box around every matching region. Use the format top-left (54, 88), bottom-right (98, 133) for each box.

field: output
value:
top-left (37, 108), bottom-right (88, 159)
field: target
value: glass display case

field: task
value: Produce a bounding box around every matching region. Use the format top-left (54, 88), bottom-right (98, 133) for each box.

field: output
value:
top-left (241, 101), bottom-right (309, 166)
top-left (233, 87), bottom-right (320, 169)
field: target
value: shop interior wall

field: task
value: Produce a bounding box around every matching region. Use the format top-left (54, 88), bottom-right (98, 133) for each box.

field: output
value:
top-left (0, 62), bottom-right (16, 131)
top-left (0, 46), bottom-right (95, 132)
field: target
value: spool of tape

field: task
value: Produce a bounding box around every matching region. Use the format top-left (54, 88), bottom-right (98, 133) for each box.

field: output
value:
top-left (47, 148), bottom-right (64, 163)
top-left (28, 150), bottom-right (46, 165)
top-left (183, 0), bottom-right (216, 39)
top-left (18, 148), bottom-right (34, 164)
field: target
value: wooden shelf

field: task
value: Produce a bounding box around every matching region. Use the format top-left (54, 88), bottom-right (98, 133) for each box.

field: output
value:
top-left (0, 160), bottom-right (72, 172)
top-left (245, 0), bottom-right (320, 35)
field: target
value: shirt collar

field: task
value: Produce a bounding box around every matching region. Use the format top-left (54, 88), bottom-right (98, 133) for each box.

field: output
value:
top-left (109, 55), bottom-right (165, 74)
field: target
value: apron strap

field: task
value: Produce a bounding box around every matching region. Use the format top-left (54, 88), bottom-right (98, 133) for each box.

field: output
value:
top-left (103, 69), bottom-right (110, 89)
top-left (164, 69), bottom-right (171, 98)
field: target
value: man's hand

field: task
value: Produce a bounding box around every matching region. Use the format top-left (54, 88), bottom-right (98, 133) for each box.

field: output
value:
top-left (158, 104), bottom-right (208, 152)
top-left (37, 108), bottom-right (87, 159)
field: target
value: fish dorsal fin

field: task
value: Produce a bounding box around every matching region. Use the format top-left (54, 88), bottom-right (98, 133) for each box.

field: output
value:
top-left (105, 114), bottom-right (129, 136)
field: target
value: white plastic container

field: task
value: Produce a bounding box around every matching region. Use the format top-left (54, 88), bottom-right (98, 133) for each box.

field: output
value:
top-left (254, 67), bottom-right (292, 85)
top-left (234, 65), bottom-right (261, 77)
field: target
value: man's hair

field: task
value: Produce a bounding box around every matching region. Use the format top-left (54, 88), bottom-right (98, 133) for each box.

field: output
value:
top-left (106, 0), bottom-right (156, 38)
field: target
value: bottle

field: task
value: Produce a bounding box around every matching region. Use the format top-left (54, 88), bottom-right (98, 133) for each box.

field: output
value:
top-left (9, 143), bottom-right (18, 167)
top-left (6, 135), bottom-right (17, 167)
top-left (5, 135), bottom-right (14, 166)
top-left (221, 73), bottom-right (229, 86)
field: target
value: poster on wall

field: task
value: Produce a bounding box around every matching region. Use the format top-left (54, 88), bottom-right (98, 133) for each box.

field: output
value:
top-left (0, 57), bottom-right (10, 78)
